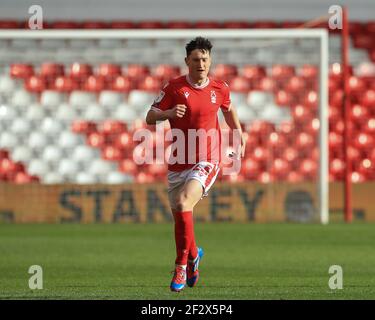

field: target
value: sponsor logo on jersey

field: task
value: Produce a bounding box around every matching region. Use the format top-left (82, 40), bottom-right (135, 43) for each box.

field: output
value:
top-left (154, 90), bottom-right (165, 103)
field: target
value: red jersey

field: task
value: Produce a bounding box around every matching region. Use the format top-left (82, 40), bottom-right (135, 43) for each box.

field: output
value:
top-left (150, 75), bottom-right (231, 172)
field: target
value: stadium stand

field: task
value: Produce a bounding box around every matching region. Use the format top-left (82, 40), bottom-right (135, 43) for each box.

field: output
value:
top-left (0, 20), bottom-right (374, 184)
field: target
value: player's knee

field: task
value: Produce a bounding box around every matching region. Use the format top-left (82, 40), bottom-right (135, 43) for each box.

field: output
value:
top-left (175, 193), bottom-right (192, 212)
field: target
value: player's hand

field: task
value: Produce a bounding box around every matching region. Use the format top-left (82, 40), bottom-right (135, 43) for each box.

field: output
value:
top-left (168, 104), bottom-right (187, 119)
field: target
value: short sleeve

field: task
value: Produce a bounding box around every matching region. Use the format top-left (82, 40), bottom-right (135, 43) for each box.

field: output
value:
top-left (150, 83), bottom-right (173, 112)
top-left (220, 81), bottom-right (231, 112)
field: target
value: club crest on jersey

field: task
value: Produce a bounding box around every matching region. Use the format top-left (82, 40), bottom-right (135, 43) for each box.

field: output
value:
top-left (211, 90), bottom-right (216, 103)
top-left (184, 91), bottom-right (190, 99)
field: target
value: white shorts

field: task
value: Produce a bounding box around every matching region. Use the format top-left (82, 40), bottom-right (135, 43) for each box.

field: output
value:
top-left (167, 161), bottom-right (220, 198)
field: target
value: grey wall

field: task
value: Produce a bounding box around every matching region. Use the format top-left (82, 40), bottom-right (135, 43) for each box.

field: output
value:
top-left (0, 0), bottom-right (374, 21)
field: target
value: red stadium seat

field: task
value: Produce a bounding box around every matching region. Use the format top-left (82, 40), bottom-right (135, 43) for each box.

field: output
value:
top-left (194, 21), bottom-right (221, 29)
top-left (330, 158), bottom-right (345, 180)
top-left (253, 21), bottom-right (279, 28)
top-left (351, 104), bottom-right (370, 125)
top-left (299, 158), bottom-right (317, 179)
top-left (10, 63), bottom-right (34, 79)
top-left (40, 63), bottom-right (65, 79)
top-left (275, 90), bottom-right (294, 106)
top-left (136, 172), bottom-right (155, 183)
top-left (229, 76), bottom-right (251, 92)
top-left (222, 21), bottom-right (251, 29)
top-left (270, 158), bottom-right (290, 179)
top-left (295, 132), bottom-right (315, 151)
top-left (257, 77), bottom-right (276, 91)
top-left (257, 172), bottom-right (274, 183)
top-left (138, 75), bottom-right (162, 92)
top-left (360, 89), bottom-right (375, 107)
top-left (242, 65), bottom-right (266, 80)
top-left (0, 150), bottom-right (9, 160)
top-left (24, 75), bottom-right (46, 93)
top-left (97, 64), bottom-right (122, 79)
top-left (69, 63), bottom-right (93, 80)
top-left (110, 21), bottom-right (136, 29)
top-left (285, 76), bottom-right (306, 93)
top-left (51, 21), bottom-right (81, 29)
top-left (110, 75), bottom-right (133, 92)
top-left (353, 34), bottom-right (374, 50)
top-left (211, 64), bottom-right (238, 79)
top-left (281, 21), bottom-right (303, 28)
top-left (82, 21), bottom-right (109, 29)
top-left (281, 147), bottom-right (299, 167)
top-left (14, 172), bottom-right (34, 184)
top-left (102, 146), bottom-right (123, 161)
top-left (119, 159), bottom-right (137, 174)
top-left (0, 20), bottom-right (20, 29)
top-left (100, 120), bottom-right (127, 135)
top-left (267, 132), bottom-right (287, 151)
top-left (86, 132), bottom-right (106, 148)
top-left (138, 21), bottom-right (164, 29)
top-left (53, 76), bottom-right (80, 92)
top-left (349, 22), bottom-right (364, 35)
top-left (165, 21), bottom-right (193, 29)
top-left (115, 132), bottom-right (132, 150)
top-left (83, 75), bottom-right (107, 92)
top-left (126, 64), bottom-right (150, 79)
top-left (364, 118), bottom-right (375, 135)
top-left (299, 64), bottom-right (318, 80)
top-left (329, 131), bottom-right (343, 151)
top-left (349, 76), bottom-right (367, 94)
top-left (241, 158), bottom-right (261, 179)
top-left (292, 104), bottom-right (313, 124)
top-left (353, 133), bottom-right (374, 150)
top-left (365, 22), bottom-right (375, 34)
top-left (153, 65), bottom-right (180, 81)
top-left (271, 65), bottom-right (295, 79)
top-left (286, 171), bottom-right (304, 183)
top-left (71, 120), bottom-right (97, 135)
top-left (351, 171), bottom-right (366, 183)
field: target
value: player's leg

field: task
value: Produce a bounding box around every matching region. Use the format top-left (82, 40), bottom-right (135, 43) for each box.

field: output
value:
top-left (168, 179), bottom-right (203, 292)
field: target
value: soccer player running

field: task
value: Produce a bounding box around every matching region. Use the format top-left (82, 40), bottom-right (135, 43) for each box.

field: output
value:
top-left (146, 37), bottom-right (245, 292)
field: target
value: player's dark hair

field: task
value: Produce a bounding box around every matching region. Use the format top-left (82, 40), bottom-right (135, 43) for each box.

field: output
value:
top-left (185, 37), bottom-right (213, 56)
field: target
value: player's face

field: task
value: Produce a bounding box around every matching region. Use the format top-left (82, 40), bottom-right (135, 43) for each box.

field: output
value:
top-left (185, 49), bottom-right (211, 83)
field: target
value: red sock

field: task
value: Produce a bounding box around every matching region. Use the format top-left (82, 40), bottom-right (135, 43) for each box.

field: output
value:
top-left (173, 211), bottom-right (194, 266)
top-left (189, 231), bottom-right (198, 261)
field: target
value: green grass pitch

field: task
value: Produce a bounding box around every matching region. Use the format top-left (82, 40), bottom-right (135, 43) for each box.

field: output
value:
top-left (0, 223), bottom-right (374, 299)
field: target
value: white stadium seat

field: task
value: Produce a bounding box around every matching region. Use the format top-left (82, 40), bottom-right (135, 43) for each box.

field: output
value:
top-left (230, 93), bottom-right (248, 106)
top-left (11, 145), bottom-right (33, 163)
top-left (28, 159), bottom-right (49, 177)
top-left (75, 172), bottom-right (97, 184)
top-left (10, 118), bottom-right (32, 136)
top-left (105, 171), bottom-right (133, 184)
top-left (0, 132), bottom-right (19, 149)
top-left (99, 91), bottom-right (125, 109)
top-left (247, 91), bottom-right (274, 110)
top-left (236, 105), bottom-right (257, 124)
top-left (41, 117), bottom-right (64, 136)
top-left (58, 159), bottom-right (80, 177)
top-left (72, 145), bottom-right (97, 163)
top-left (25, 103), bottom-right (46, 122)
top-left (0, 75), bottom-right (16, 97)
top-left (83, 103), bottom-right (106, 122)
top-left (11, 90), bottom-right (34, 108)
top-left (88, 159), bottom-right (113, 176)
top-left (42, 172), bottom-right (65, 184)
top-left (42, 145), bottom-right (64, 163)
top-left (114, 104), bottom-right (138, 124)
top-left (69, 91), bottom-right (96, 109)
top-left (40, 90), bottom-right (65, 109)
top-left (127, 90), bottom-right (155, 109)
top-left (58, 131), bottom-right (83, 149)
top-left (28, 132), bottom-right (49, 149)
top-left (0, 104), bottom-right (18, 123)
top-left (56, 103), bottom-right (78, 123)
top-left (259, 104), bottom-right (291, 124)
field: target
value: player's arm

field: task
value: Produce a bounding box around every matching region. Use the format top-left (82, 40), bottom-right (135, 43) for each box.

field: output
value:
top-left (222, 104), bottom-right (246, 157)
top-left (146, 105), bottom-right (186, 125)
